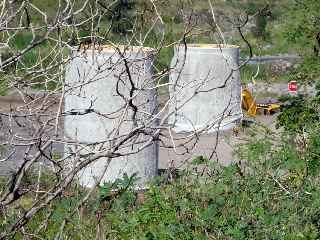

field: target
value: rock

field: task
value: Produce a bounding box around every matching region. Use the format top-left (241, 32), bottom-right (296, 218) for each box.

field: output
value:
top-left (270, 60), bottom-right (294, 76)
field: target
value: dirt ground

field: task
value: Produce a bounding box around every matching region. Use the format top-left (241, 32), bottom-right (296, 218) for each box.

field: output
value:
top-left (0, 93), bottom-right (63, 176)
top-left (158, 113), bottom-right (279, 170)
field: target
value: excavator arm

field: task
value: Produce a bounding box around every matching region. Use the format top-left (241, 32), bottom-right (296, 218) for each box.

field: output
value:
top-left (241, 88), bottom-right (281, 116)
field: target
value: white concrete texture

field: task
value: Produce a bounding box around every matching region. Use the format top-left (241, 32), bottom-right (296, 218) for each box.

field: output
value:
top-left (64, 46), bottom-right (158, 188)
top-left (169, 44), bottom-right (242, 132)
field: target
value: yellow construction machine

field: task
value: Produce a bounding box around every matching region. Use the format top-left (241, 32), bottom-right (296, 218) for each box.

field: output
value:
top-left (241, 88), bottom-right (281, 116)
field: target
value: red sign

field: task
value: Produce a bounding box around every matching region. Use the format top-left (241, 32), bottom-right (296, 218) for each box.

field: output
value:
top-left (288, 81), bottom-right (298, 93)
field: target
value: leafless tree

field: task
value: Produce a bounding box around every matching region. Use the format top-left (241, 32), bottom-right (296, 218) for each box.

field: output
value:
top-left (0, 0), bottom-right (252, 238)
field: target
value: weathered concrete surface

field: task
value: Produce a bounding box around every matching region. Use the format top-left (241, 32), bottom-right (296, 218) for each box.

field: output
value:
top-left (169, 44), bottom-right (242, 132)
top-left (64, 47), bottom-right (158, 188)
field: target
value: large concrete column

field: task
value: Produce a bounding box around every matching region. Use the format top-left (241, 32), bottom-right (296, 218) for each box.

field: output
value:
top-left (64, 45), bottom-right (158, 188)
top-left (169, 44), bottom-right (242, 132)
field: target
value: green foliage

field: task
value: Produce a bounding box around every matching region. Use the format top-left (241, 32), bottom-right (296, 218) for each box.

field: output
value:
top-left (277, 96), bottom-right (319, 133)
top-left (3, 131), bottom-right (320, 239)
top-left (98, 173), bottom-right (140, 202)
top-left (0, 76), bottom-right (8, 96)
top-left (4, 1), bottom-right (320, 239)
top-left (8, 32), bottom-right (38, 67)
top-left (107, 0), bottom-right (136, 35)
top-left (192, 155), bottom-right (209, 165)
top-left (241, 65), bottom-right (261, 83)
top-left (287, 57), bottom-right (320, 84)
top-left (306, 130), bottom-right (320, 176)
top-left (240, 64), bottom-right (283, 84)
top-left (282, 0), bottom-right (320, 55)
top-left (253, 14), bottom-right (269, 39)
top-left (276, 95), bottom-right (319, 133)
top-left (251, 4), bottom-right (271, 41)
top-left (99, 123), bottom-right (320, 239)
top-left (103, 155), bottom-right (320, 239)
top-left (245, 2), bottom-right (259, 15)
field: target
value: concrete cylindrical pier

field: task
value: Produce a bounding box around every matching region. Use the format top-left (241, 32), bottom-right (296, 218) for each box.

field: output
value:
top-left (64, 45), bottom-right (158, 188)
top-left (169, 44), bottom-right (242, 132)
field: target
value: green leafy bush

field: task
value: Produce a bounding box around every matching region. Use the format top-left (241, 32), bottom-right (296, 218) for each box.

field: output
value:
top-left (287, 57), bottom-right (320, 84)
top-left (10, 133), bottom-right (319, 239)
top-left (277, 95), bottom-right (319, 133)
top-left (282, 0), bottom-right (320, 55)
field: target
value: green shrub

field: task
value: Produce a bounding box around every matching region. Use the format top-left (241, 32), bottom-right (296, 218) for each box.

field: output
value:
top-left (287, 57), bottom-right (320, 84)
top-left (9, 134), bottom-right (319, 239)
top-left (282, 0), bottom-right (320, 56)
top-left (0, 76), bottom-right (8, 96)
top-left (276, 94), bottom-right (319, 133)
